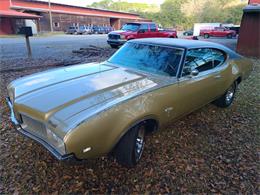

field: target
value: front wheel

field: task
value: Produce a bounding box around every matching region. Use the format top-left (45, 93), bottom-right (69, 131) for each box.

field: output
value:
top-left (110, 44), bottom-right (119, 49)
top-left (213, 82), bottom-right (237, 108)
top-left (204, 34), bottom-right (210, 39)
top-left (114, 124), bottom-right (146, 167)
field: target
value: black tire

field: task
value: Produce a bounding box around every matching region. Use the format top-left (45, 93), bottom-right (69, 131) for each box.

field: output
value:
top-left (213, 82), bottom-right (237, 108)
top-left (204, 34), bottom-right (210, 39)
top-left (227, 34), bottom-right (232, 39)
top-left (110, 44), bottom-right (118, 49)
top-left (114, 124), bottom-right (146, 167)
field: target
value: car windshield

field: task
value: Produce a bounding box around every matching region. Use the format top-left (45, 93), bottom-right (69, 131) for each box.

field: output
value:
top-left (121, 23), bottom-right (140, 32)
top-left (108, 42), bottom-right (183, 77)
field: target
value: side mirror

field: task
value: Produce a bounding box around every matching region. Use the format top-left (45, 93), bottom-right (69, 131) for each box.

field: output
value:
top-left (190, 69), bottom-right (199, 77)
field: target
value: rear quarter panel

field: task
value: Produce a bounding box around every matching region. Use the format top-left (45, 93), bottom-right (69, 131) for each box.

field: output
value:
top-left (232, 58), bottom-right (253, 80)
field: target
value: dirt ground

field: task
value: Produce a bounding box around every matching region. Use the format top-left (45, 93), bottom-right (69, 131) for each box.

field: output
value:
top-left (0, 47), bottom-right (259, 194)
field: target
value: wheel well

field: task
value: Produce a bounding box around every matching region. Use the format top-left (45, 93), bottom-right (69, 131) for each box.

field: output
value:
top-left (111, 118), bottom-right (159, 155)
top-left (142, 119), bottom-right (159, 134)
top-left (236, 76), bottom-right (242, 85)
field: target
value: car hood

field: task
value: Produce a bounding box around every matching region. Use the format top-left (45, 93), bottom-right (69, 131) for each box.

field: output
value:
top-left (109, 30), bottom-right (136, 35)
top-left (9, 62), bottom-right (161, 136)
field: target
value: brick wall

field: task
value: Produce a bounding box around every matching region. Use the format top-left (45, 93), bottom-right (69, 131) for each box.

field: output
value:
top-left (39, 13), bottom-right (115, 32)
top-left (37, 12), bottom-right (138, 32)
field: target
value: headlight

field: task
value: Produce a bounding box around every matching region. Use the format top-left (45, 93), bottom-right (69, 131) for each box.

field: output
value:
top-left (120, 35), bottom-right (126, 40)
top-left (46, 128), bottom-right (66, 155)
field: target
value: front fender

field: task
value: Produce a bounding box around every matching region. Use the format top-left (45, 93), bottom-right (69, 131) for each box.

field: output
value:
top-left (64, 94), bottom-right (160, 159)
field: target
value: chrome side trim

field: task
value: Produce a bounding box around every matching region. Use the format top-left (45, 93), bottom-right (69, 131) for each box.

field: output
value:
top-left (6, 97), bottom-right (20, 126)
top-left (5, 97), bottom-right (74, 161)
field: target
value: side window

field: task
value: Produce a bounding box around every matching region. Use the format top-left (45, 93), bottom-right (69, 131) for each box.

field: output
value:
top-left (211, 49), bottom-right (226, 67)
top-left (140, 24), bottom-right (149, 32)
top-left (182, 48), bottom-right (214, 76)
top-left (150, 24), bottom-right (157, 32)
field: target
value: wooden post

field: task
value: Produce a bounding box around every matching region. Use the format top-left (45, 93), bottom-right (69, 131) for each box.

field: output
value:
top-left (25, 36), bottom-right (32, 58)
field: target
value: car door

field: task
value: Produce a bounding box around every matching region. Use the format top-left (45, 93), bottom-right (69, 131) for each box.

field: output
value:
top-left (175, 48), bottom-right (228, 116)
top-left (149, 23), bottom-right (158, 38)
top-left (219, 28), bottom-right (226, 36)
top-left (136, 24), bottom-right (149, 39)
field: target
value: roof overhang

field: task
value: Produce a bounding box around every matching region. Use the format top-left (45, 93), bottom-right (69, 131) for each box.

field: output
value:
top-left (11, 5), bottom-right (142, 19)
top-left (243, 4), bottom-right (260, 12)
top-left (0, 9), bottom-right (41, 18)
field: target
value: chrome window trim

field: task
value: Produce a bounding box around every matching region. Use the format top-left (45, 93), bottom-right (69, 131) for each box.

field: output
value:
top-left (108, 42), bottom-right (185, 78)
top-left (179, 47), bottom-right (229, 79)
top-left (178, 60), bottom-right (229, 83)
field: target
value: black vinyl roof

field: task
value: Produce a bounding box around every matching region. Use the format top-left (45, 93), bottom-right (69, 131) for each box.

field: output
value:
top-left (130, 38), bottom-right (241, 59)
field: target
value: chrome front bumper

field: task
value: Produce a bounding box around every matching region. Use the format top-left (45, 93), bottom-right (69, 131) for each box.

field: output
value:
top-left (6, 97), bottom-right (74, 161)
top-left (107, 39), bottom-right (127, 46)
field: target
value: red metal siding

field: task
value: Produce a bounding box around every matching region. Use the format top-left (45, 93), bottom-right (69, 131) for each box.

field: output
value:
top-left (249, 0), bottom-right (260, 4)
top-left (11, 0), bottom-right (142, 20)
top-left (0, 0), bottom-right (11, 10)
top-left (0, 17), bottom-right (13, 34)
top-left (237, 12), bottom-right (260, 57)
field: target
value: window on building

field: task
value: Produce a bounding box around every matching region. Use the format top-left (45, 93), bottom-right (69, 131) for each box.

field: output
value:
top-left (54, 22), bottom-right (60, 27)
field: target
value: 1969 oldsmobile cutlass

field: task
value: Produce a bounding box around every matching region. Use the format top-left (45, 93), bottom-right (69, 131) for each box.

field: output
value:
top-left (7, 38), bottom-right (252, 167)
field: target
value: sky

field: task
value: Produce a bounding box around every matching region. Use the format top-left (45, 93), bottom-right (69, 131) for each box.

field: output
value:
top-left (38, 0), bottom-right (165, 7)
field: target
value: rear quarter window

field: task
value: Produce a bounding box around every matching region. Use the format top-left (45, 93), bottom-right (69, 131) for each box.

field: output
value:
top-left (211, 49), bottom-right (226, 67)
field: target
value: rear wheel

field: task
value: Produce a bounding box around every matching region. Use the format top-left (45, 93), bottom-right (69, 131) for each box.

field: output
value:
top-left (213, 82), bottom-right (237, 108)
top-left (227, 34), bottom-right (232, 39)
top-left (204, 34), bottom-right (210, 39)
top-left (114, 124), bottom-right (146, 167)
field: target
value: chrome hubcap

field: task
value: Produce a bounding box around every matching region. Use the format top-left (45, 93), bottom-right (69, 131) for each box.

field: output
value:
top-left (225, 86), bottom-right (235, 104)
top-left (135, 127), bottom-right (145, 161)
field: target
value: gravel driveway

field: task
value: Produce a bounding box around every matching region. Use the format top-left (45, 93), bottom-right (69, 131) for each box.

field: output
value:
top-left (0, 34), bottom-right (108, 60)
top-left (0, 36), bottom-right (259, 193)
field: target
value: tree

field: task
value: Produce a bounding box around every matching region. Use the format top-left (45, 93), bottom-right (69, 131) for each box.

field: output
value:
top-left (89, 0), bottom-right (246, 29)
top-left (159, 0), bottom-right (187, 28)
top-left (89, 0), bottom-right (159, 13)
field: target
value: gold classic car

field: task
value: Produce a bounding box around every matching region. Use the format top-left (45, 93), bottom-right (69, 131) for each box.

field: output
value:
top-left (7, 38), bottom-right (252, 167)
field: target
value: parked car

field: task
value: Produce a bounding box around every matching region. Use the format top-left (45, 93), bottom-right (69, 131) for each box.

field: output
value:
top-left (229, 26), bottom-right (240, 35)
top-left (183, 29), bottom-right (193, 36)
top-left (107, 22), bottom-right (178, 48)
top-left (66, 26), bottom-right (79, 34)
top-left (7, 39), bottom-right (252, 167)
top-left (200, 27), bottom-right (236, 39)
top-left (77, 25), bottom-right (92, 35)
top-left (91, 25), bottom-right (105, 34)
top-left (104, 26), bottom-right (114, 34)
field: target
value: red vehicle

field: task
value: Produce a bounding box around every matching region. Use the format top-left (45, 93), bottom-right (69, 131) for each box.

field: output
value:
top-left (200, 27), bottom-right (236, 39)
top-left (107, 22), bottom-right (177, 48)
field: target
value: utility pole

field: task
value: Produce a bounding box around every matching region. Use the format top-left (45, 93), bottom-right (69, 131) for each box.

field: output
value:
top-left (48, 0), bottom-right (53, 32)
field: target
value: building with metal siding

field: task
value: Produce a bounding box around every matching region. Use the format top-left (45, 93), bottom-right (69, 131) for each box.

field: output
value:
top-left (0, 0), bottom-right (146, 35)
top-left (237, 0), bottom-right (260, 57)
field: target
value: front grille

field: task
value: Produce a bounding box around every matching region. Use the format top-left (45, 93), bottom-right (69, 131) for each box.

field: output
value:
top-left (108, 34), bottom-right (120, 40)
top-left (21, 115), bottom-right (46, 140)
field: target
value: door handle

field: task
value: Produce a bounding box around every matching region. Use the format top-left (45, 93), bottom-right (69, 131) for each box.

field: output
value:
top-left (214, 75), bottom-right (222, 79)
